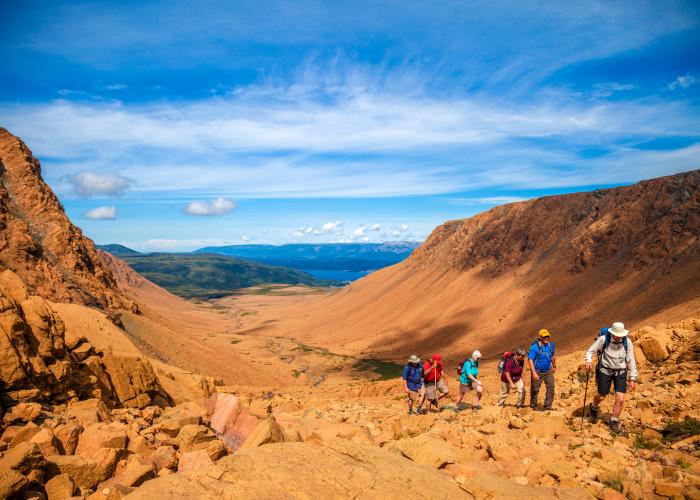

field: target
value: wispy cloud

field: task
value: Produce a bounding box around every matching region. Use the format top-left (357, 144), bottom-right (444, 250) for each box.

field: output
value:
top-left (668, 74), bottom-right (696, 91)
top-left (103, 83), bottom-right (128, 91)
top-left (62, 172), bottom-right (134, 197)
top-left (183, 197), bottom-right (236, 216)
top-left (84, 205), bottom-right (117, 220)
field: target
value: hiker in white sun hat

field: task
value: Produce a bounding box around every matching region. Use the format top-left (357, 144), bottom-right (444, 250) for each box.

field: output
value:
top-left (402, 355), bottom-right (426, 415)
top-left (585, 322), bottom-right (638, 432)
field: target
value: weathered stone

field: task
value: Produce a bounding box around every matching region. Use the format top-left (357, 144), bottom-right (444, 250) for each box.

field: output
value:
top-left (0, 441), bottom-right (45, 475)
top-left (147, 446), bottom-right (178, 472)
top-left (178, 449), bottom-right (214, 472)
top-left (88, 483), bottom-right (135, 500)
top-left (65, 398), bottom-right (111, 426)
top-left (207, 439), bottom-right (227, 461)
top-left (53, 422), bottom-right (82, 455)
top-left (3, 402), bottom-right (42, 424)
top-left (0, 469), bottom-right (27, 499)
top-left (71, 341), bottom-right (95, 361)
top-left (206, 392), bottom-right (259, 450)
top-left (239, 416), bottom-right (285, 451)
top-left (21, 296), bottom-right (66, 358)
top-left (396, 434), bottom-right (458, 469)
top-left (101, 354), bottom-right (161, 407)
top-left (29, 428), bottom-right (61, 456)
top-left (75, 422), bottom-right (128, 457)
top-left (44, 473), bottom-right (76, 500)
top-left (639, 332), bottom-right (672, 362)
top-left (177, 424), bottom-right (215, 452)
top-left (8, 422), bottom-right (40, 448)
top-left (46, 454), bottom-right (104, 490)
top-left (654, 481), bottom-right (683, 497)
top-left (106, 454), bottom-right (155, 488)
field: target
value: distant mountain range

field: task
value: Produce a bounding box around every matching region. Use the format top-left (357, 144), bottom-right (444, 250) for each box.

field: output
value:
top-left (98, 242), bottom-right (421, 284)
top-left (104, 252), bottom-right (331, 299)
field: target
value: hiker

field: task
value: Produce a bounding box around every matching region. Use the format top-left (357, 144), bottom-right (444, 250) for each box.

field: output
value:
top-left (585, 322), bottom-right (638, 432)
top-left (423, 354), bottom-right (448, 412)
top-left (497, 348), bottom-right (526, 407)
top-left (528, 329), bottom-right (556, 410)
top-left (454, 350), bottom-right (483, 411)
top-left (402, 355), bottom-right (425, 415)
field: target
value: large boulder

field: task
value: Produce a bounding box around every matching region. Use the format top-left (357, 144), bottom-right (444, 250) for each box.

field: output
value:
top-left (130, 441), bottom-right (466, 499)
top-left (396, 434), bottom-right (458, 469)
top-left (206, 392), bottom-right (259, 450)
top-left (75, 422), bottom-right (128, 457)
top-left (44, 473), bottom-right (77, 499)
top-left (638, 332), bottom-right (672, 362)
top-left (0, 442), bottom-right (46, 498)
top-left (238, 416), bottom-right (285, 451)
top-left (101, 354), bottom-right (162, 408)
top-left (46, 454), bottom-right (106, 490)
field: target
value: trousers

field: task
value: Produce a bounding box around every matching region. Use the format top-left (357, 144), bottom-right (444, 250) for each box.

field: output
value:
top-left (530, 370), bottom-right (555, 408)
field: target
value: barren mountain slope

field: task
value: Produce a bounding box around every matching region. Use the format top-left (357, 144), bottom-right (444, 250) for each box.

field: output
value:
top-left (243, 171), bottom-right (700, 363)
top-left (0, 128), bottom-right (128, 310)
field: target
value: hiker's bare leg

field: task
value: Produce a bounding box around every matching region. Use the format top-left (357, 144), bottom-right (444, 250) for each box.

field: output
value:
top-left (473, 384), bottom-right (483, 406)
top-left (592, 393), bottom-right (605, 407)
top-left (612, 392), bottom-right (625, 419)
top-left (454, 392), bottom-right (464, 408)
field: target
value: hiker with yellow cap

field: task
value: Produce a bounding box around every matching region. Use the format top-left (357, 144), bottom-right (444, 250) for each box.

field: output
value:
top-left (585, 322), bottom-right (638, 432)
top-left (528, 329), bottom-right (556, 410)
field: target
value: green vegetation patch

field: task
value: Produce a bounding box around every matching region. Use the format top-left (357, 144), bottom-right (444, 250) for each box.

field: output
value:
top-left (352, 358), bottom-right (404, 381)
top-left (633, 434), bottom-right (660, 450)
top-left (662, 416), bottom-right (700, 442)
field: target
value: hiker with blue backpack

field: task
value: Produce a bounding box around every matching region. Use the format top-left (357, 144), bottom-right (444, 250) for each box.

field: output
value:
top-left (528, 329), bottom-right (556, 410)
top-left (497, 348), bottom-right (527, 407)
top-left (402, 355), bottom-right (426, 415)
top-left (585, 322), bottom-right (638, 432)
top-left (453, 350), bottom-right (483, 412)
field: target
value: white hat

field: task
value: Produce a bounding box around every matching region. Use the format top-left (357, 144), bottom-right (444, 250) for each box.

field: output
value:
top-left (472, 350), bottom-right (482, 360)
top-left (609, 322), bottom-right (629, 337)
top-left (408, 355), bottom-right (420, 363)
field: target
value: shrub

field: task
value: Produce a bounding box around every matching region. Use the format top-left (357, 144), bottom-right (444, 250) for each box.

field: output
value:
top-left (662, 417), bottom-right (700, 442)
top-left (633, 434), bottom-right (659, 450)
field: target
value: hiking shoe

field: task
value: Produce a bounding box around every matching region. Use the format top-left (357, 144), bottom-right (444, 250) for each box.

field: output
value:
top-left (472, 404), bottom-right (482, 410)
top-left (589, 403), bottom-right (599, 423)
top-left (608, 420), bottom-right (619, 432)
top-left (544, 406), bottom-right (553, 411)
top-left (408, 408), bottom-right (414, 415)
top-left (453, 407), bottom-right (461, 413)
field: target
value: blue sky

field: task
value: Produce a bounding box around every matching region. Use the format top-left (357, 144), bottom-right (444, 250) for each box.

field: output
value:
top-left (1, 1), bottom-right (699, 251)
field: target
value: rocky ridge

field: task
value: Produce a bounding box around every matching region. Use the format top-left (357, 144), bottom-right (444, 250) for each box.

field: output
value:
top-left (0, 128), bottom-right (131, 311)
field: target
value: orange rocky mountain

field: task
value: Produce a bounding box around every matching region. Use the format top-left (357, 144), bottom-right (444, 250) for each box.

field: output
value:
top-left (0, 128), bottom-right (130, 312)
top-left (245, 170), bottom-right (700, 363)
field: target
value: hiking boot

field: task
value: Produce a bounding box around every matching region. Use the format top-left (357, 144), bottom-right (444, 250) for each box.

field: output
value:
top-left (544, 406), bottom-right (553, 411)
top-left (589, 403), bottom-right (599, 423)
top-left (608, 419), bottom-right (619, 432)
top-left (472, 404), bottom-right (482, 410)
top-left (453, 406), bottom-right (461, 414)
top-left (408, 408), bottom-right (414, 415)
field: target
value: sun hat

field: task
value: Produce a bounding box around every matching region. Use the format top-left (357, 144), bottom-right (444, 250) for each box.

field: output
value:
top-left (515, 348), bottom-right (526, 356)
top-left (538, 329), bottom-right (550, 338)
top-left (472, 350), bottom-right (482, 359)
top-left (408, 355), bottom-right (420, 363)
top-left (609, 322), bottom-right (629, 337)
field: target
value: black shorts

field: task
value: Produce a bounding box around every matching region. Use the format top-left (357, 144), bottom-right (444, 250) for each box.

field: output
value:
top-left (596, 367), bottom-right (627, 395)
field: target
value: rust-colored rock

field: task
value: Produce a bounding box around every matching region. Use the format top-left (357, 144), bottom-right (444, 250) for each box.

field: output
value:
top-left (0, 128), bottom-right (128, 310)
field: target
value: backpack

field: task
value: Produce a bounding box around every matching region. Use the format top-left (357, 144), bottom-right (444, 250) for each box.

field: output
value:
top-left (497, 351), bottom-right (514, 373)
top-left (456, 358), bottom-right (468, 376)
top-left (596, 328), bottom-right (628, 356)
top-left (405, 364), bottom-right (423, 384)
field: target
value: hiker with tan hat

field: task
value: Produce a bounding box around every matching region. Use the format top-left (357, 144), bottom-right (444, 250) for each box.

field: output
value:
top-left (402, 355), bottom-right (426, 415)
top-left (528, 329), bottom-right (556, 410)
top-left (585, 322), bottom-right (638, 432)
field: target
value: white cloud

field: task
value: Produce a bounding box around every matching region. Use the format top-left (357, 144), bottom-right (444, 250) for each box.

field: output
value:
top-left (291, 221), bottom-right (343, 239)
top-left (184, 197), bottom-right (236, 216)
top-left (84, 205), bottom-right (117, 220)
top-left (445, 196), bottom-right (527, 206)
top-left (668, 74), bottom-right (696, 91)
top-left (368, 224), bottom-right (381, 231)
top-left (592, 82), bottom-right (635, 97)
top-left (125, 238), bottom-right (237, 252)
top-left (63, 171), bottom-right (134, 198)
top-left (240, 235), bottom-right (250, 242)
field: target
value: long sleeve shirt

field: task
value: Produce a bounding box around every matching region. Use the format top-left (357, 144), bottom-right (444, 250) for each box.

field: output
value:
top-left (585, 336), bottom-right (638, 380)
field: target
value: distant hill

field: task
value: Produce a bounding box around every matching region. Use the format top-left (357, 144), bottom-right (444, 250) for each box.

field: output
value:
top-left (118, 253), bottom-right (332, 298)
top-left (193, 242), bottom-right (421, 280)
top-left (96, 244), bottom-right (142, 256)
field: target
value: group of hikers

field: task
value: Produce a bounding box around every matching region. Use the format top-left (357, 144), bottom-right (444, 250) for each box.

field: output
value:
top-left (402, 322), bottom-right (638, 431)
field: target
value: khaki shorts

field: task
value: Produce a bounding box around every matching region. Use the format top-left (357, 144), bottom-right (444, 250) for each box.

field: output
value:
top-left (424, 378), bottom-right (448, 400)
top-left (407, 386), bottom-right (425, 399)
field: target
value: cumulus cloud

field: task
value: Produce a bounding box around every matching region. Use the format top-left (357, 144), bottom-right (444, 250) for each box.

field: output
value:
top-left (84, 205), bottom-right (117, 220)
top-left (184, 197), bottom-right (237, 216)
top-left (668, 74), bottom-right (696, 90)
top-left (63, 172), bottom-right (134, 198)
top-left (291, 221), bottom-right (343, 238)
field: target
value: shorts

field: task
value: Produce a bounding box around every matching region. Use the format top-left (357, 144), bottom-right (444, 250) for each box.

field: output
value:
top-left (596, 367), bottom-right (627, 395)
top-left (407, 386), bottom-right (425, 399)
top-left (459, 383), bottom-right (474, 394)
top-left (424, 378), bottom-right (448, 400)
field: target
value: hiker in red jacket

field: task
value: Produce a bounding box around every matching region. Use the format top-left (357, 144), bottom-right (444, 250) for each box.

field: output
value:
top-left (422, 354), bottom-right (448, 412)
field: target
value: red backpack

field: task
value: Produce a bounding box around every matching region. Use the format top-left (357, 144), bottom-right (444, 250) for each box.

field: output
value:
top-left (497, 351), bottom-right (514, 373)
top-left (456, 357), bottom-right (468, 375)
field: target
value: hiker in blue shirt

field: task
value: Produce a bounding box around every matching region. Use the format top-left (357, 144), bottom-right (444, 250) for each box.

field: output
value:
top-left (528, 329), bottom-right (556, 410)
top-left (402, 355), bottom-right (425, 415)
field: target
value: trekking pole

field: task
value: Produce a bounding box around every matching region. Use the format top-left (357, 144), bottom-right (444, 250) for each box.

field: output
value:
top-left (581, 370), bottom-right (590, 430)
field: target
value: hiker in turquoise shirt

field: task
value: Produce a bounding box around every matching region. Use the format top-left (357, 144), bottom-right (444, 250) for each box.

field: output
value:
top-left (454, 350), bottom-right (484, 411)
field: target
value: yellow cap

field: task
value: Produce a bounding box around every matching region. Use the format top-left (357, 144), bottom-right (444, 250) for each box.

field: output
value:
top-left (538, 329), bottom-right (550, 338)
